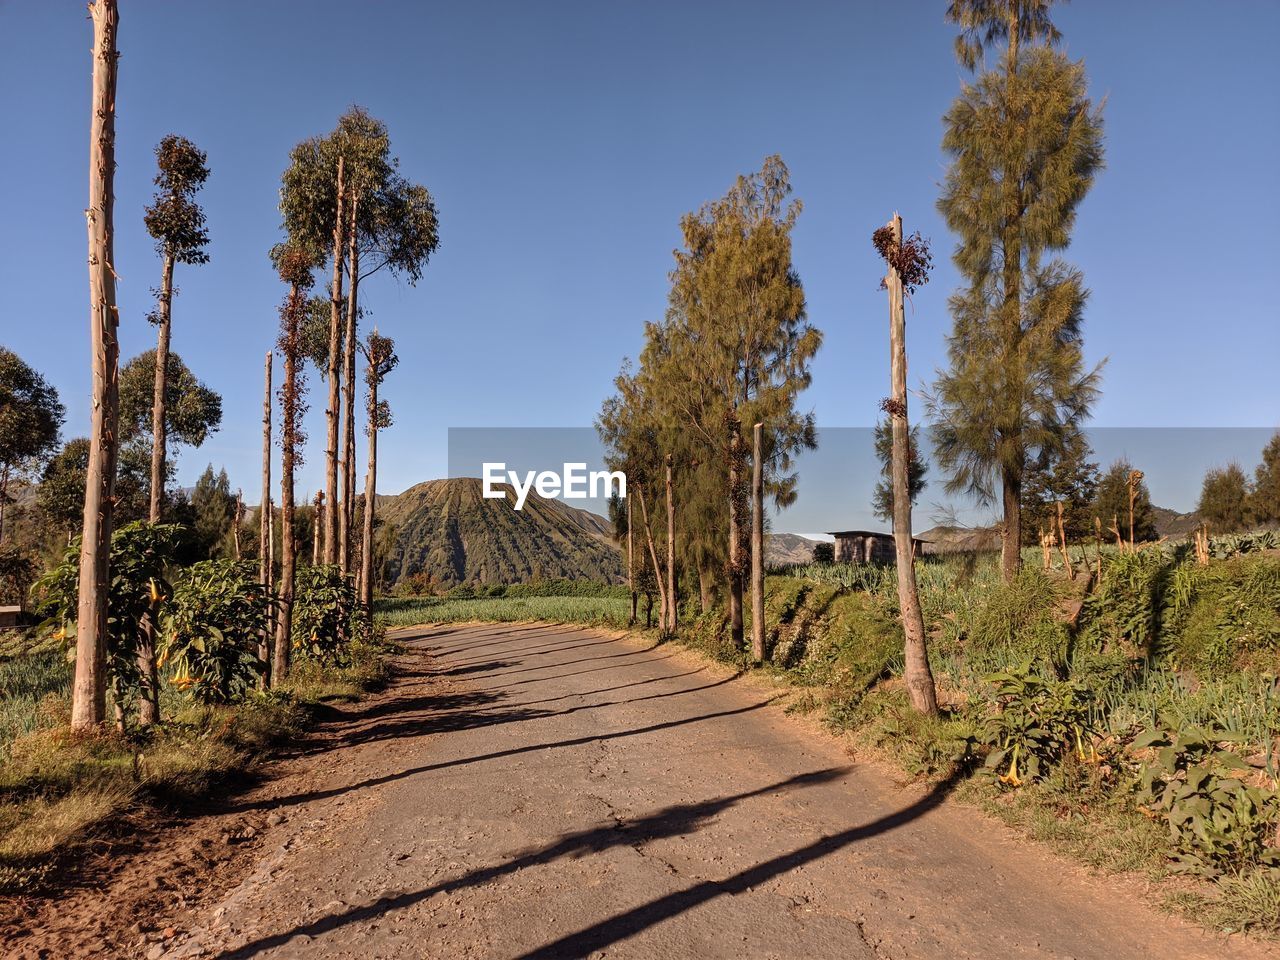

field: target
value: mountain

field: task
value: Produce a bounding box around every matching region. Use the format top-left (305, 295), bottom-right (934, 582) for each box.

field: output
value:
top-left (377, 478), bottom-right (623, 587)
top-left (1151, 506), bottom-right (1201, 540)
top-left (765, 533), bottom-right (823, 566)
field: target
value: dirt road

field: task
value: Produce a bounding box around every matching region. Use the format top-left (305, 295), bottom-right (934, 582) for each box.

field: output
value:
top-left (145, 623), bottom-right (1263, 959)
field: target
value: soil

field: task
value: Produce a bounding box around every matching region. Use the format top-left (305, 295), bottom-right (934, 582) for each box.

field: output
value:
top-left (1, 623), bottom-right (1271, 959)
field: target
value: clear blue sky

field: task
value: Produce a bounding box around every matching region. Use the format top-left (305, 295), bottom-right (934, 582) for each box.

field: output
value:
top-left (2, 1), bottom-right (1277, 516)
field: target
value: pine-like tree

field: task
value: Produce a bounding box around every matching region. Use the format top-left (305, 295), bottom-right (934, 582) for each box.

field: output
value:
top-left (1250, 433), bottom-right (1280, 526)
top-left (0, 349), bottom-right (64, 545)
top-left (871, 418), bottom-right (927, 528)
top-left (931, 0), bottom-right (1104, 583)
top-left (1021, 428), bottom-right (1099, 544)
top-left (1198, 463), bottom-right (1252, 534)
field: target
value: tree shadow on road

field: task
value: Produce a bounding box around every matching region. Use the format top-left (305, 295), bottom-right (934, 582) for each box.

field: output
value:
top-left (213, 765), bottom-right (874, 959)
top-left (222, 697), bottom-right (779, 816)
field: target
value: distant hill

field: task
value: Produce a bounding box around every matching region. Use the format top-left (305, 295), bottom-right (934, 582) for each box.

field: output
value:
top-left (766, 533), bottom-right (823, 566)
top-left (1151, 506), bottom-right (1201, 540)
top-left (377, 478), bottom-right (623, 587)
top-left (917, 524), bottom-right (1002, 554)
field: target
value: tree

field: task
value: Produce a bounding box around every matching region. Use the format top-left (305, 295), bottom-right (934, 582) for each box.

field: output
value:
top-left (277, 108), bottom-right (439, 568)
top-left (359, 330), bottom-right (397, 620)
top-left (38, 438), bottom-right (149, 543)
top-left (142, 135), bottom-right (210, 524)
top-left (871, 418), bottom-right (927, 527)
top-left (1198, 463), bottom-right (1252, 534)
top-left (1020, 428), bottom-right (1098, 544)
top-left (875, 215), bottom-right (938, 715)
top-left (258, 352), bottom-right (273, 683)
top-left (0, 349), bottom-right (64, 544)
top-left (812, 541), bottom-right (834, 563)
top-left (1250, 433), bottom-right (1280, 526)
top-left (660, 156), bottom-right (820, 646)
top-left (1092, 459), bottom-right (1156, 543)
top-left (931, 0), bottom-right (1104, 583)
top-left (189, 465), bottom-right (237, 559)
top-left (119, 350), bottom-right (222, 453)
top-left (73, 0), bottom-right (121, 730)
top-left (272, 245), bottom-right (317, 683)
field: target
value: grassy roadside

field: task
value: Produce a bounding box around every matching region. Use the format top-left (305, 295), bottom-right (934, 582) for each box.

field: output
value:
top-left (0, 632), bottom-right (392, 895)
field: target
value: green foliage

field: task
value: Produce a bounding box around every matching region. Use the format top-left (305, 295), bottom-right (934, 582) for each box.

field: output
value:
top-left (980, 665), bottom-right (1096, 786)
top-left (36, 437), bottom-right (154, 534)
top-left (1251, 432), bottom-right (1280, 526)
top-left (1021, 428), bottom-right (1099, 544)
top-left (118, 350), bottom-right (223, 451)
top-left (871, 418), bottom-right (927, 525)
top-left (968, 570), bottom-right (1070, 673)
top-left (1198, 463), bottom-right (1253, 535)
top-left (186, 464), bottom-right (238, 560)
top-left (0, 546), bottom-right (37, 607)
top-left (1132, 723), bottom-right (1280, 878)
top-left (291, 564), bottom-right (355, 665)
top-left (1165, 557), bottom-right (1280, 676)
top-left (0, 348), bottom-right (64, 501)
top-left (1079, 550), bottom-right (1170, 658)
top-left (931, 45), bottom-right (1104, 540)
top-left (162, 560), bottom-right (269, 703)
top-left (143, 134), bottom-right (210, 264)
top-left (34, 522), bottom-right (181, 714)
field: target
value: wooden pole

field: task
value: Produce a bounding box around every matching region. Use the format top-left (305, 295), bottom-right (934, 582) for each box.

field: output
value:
top-left (750, 422), bottom-right (766, 664)
top-left (626, 494), bottom-right (636, 626)
top-left (72, 0), bottom-right (121, 730)
top-left (885, 213), bottom-right (937, 715)
top-left (664, 453), bottom-right (677, 634)
top-left (323, 157), bottom-right (346, 566)
top-left (259, 352), bottom-right (273, 687)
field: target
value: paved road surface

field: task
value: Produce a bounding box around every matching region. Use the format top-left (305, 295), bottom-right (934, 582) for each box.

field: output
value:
top-left (164, 623), bottom-right (1266, 960)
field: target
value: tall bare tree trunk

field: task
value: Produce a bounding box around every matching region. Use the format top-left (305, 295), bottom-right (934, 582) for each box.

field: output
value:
top-left (626, 494), bottom-right (636, 626)
top-left (727, 425), bottom-right (744, 649)
top-left (1001, 471), bottom-right (1022, 584)
top-left (323, 157), bottom-right (346, 566)
top-left (359, 375), bottom-right (378, 621)
top-left (750, 422), bottom-right (766, 664)
top-left (134, 251), bottom-right (176, 727)
top-left (276, 311), bottom-right (300, 684)
top-left (147, 254), bottom-right (174, 521)
top-left (72, 0), bottom-right (120, 731)
top-left (664, 454), bottom-right (677, 633)
top-left (340, 196), bottom-right (361, 574)
top-left (885, 214), bottom-right (938, 715)
top-left (312, 492), bottom-right (323, 565)
top-left (636, 483), bottom-right (666, 630)
top-left (258, 352), bottom-right (273, 687)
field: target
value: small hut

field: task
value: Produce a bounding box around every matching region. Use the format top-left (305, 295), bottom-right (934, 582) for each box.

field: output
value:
top-left (827, 529), bottom-right (925, 565)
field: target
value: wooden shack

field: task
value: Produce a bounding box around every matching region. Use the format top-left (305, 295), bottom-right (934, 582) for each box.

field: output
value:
top-left (828, 530), bottom-right (925, 565)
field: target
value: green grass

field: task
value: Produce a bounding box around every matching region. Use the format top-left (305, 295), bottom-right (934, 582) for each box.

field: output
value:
top-left (376, 594), bottom-right (632, 629)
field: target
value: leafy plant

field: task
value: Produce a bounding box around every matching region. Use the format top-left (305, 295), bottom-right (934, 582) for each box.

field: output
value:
top-left (1132, 723), bottom-right (1280, 878)
top-left (161, 559), bottom-right (269, 703)
top-left (980, 666), bottom-right (1097, 787)
top-left (292, 564), bottom-right (355, 665)
top-left (33, 522), bottom-right (180, 719)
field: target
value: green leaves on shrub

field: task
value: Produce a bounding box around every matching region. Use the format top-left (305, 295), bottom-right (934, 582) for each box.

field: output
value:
top-left (980, 665), bottom-right (1097, 787)
top-left (1131, 723), bottom-right (1280, 878)
top-left (291, 564), bottom-right (355, 665)
top-left (162, 560), bottom-right (269, 703)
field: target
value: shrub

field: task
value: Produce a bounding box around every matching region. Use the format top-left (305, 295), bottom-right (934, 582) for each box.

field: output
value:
top-left (162, 559), bottom-right (269, 703)
top-left (33, 522), bottom-right (181, 713)
top-left (292, 564), bottom-right (355, 665)
top-left (979, 665), bottom-right (1097, 787)
top-left (1132, 723), bottom-right (1280, 878)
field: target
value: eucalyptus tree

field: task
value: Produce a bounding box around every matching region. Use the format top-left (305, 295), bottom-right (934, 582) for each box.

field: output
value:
top-left (142, 135), bottom-right (210, 523)
top-left (871, 419), bottom-right (927, 528)
top-left (932, 0), bottom-right (1104, 582)
top-left (278, 107), bottom-right (439, 568)
top-left (119, 349), bottom-right (222, 494)
top-left (358, 330), bottom-right (398, 619)
top-left (0, 349), bottom-right (64, 544)
top-left (73, 0), bottom-right (120, 730)
top-left (270, 245), bottom-right (317, 683)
